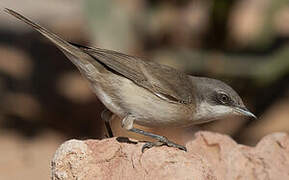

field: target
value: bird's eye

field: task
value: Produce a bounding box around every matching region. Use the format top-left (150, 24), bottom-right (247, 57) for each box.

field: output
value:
top-left (217, 93), bottom-right (230, 104)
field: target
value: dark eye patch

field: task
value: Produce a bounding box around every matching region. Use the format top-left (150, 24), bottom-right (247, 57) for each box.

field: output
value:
top-left (215, 92), bottom-right (232, 105)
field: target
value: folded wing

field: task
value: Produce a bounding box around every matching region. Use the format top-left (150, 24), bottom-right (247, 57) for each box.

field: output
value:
top-left (81, 47), bottom-right (194, 104)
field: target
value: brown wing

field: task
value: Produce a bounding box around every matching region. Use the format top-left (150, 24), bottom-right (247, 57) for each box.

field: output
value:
top-left (81, 47), bottom-right (194, 104)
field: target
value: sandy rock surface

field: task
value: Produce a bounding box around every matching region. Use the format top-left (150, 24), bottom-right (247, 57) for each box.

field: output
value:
top-left (51, 131), bottom-right (289, 180)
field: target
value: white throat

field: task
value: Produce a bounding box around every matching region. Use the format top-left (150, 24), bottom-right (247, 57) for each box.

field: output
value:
top-left (193, 101), bottom-right (233, 123)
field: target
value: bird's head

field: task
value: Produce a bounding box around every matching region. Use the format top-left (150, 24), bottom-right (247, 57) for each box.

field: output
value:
top-left (190, 77), bottom-right (256, 123)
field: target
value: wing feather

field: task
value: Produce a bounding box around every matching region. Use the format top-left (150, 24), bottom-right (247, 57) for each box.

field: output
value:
top-left (82, 47), bottom-right (194, 104)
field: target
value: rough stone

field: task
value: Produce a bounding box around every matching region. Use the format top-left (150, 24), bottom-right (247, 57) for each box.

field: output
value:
top-left (51, 131), bottom-right (289, 180)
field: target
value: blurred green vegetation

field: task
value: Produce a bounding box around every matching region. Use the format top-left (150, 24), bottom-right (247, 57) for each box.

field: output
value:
top-left (85, 0), bottom-right (289, 86)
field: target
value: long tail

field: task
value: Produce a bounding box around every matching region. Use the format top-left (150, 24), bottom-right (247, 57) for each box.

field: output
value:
top-left (4, 8), bottom-right (104, 73)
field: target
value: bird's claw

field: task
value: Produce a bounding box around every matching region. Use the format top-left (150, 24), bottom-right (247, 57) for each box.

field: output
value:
top-left (142, 142), bottom-right (155, 152)
top-left (158, 135), bottom-right (187, 151)
top-left (141, 138), bottom-right (187, 152)
top-left (165, 140), bottom-right (187, 151)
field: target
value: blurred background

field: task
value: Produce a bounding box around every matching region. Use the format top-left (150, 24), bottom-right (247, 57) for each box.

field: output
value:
top-left (0, 0), bottom-right (289, 179)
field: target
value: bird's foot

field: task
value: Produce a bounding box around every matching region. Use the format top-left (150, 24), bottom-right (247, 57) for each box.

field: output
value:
top-left (141, 137), bottom-right (187, 152)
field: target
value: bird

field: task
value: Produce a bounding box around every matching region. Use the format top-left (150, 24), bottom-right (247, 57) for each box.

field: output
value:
top-left (4, 8), bottom-right (256, 152)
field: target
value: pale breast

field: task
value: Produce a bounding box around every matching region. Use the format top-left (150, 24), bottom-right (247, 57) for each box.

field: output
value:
top-left (91, 73), bottom-right (194, 128)
top-left (117, 77), bottom-right (194, 127)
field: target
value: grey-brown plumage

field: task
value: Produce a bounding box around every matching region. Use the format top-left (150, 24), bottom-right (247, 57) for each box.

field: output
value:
top-left (4, 8), bottom-right (256, 152)
top-left (77, 47), bottom-right (195, 104)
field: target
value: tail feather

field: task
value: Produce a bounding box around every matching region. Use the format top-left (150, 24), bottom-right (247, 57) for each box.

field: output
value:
top-left (4, 8), bottom-right (104, 73)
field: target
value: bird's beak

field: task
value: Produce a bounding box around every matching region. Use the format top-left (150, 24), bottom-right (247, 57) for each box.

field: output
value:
top-left (234, 107), bottom-right (257, 119)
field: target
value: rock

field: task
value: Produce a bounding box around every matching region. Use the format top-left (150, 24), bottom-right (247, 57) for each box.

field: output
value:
top-left (51, 131), bottom-right (289, 180)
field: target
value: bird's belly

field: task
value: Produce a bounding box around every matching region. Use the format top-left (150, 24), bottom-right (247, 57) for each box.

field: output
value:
top-left (91, 76), bottom-right (127, 117)
top-left (117, 77), bottom-right (193, 127)
top-left (91, 74), bottom-right (193, 127)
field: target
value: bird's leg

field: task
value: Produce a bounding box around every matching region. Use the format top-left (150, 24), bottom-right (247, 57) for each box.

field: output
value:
top-left (101, 109), bottom-right (114, 138)
top-left (129, 128), bottom-right (187, 152)
top-left (122, 115), bottom-right (187, 152)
